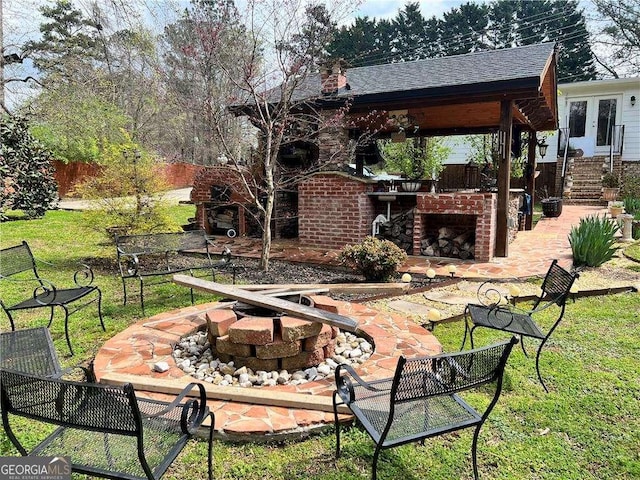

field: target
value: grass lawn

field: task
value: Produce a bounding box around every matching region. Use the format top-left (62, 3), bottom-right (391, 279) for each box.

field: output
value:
top-left (624, 240), bottom-right (640, 263)
top-left (1, 208), bottom-right (639, 479)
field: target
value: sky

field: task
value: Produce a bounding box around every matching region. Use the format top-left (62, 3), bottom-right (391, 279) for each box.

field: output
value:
top-left (354, 0), bottom-right (470, 20)
top-left (0, 0), bottom-right (607, 110)
top-left (2, 0), bottom-right (473, 109)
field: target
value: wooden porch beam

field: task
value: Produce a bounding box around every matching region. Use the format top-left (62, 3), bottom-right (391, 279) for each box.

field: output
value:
top-left (495, 100), bottom-right (513, 257)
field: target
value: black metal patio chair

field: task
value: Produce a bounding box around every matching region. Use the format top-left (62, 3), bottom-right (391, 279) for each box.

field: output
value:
top-left (333, 337), bottom-right (518, 480)
top-left (0, 369), bottom-right (214, 480)
top-left (0, 241), bottom-right (105, 355)
top-left (463, 259), bottom-right (578, 392)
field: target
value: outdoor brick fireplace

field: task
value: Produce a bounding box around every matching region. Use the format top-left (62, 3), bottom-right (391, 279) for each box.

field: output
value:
top-left (413, 193), bottom-right (496, 262)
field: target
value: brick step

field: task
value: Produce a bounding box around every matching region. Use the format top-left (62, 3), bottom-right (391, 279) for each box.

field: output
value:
top-left (569, 179), bottom-right (604, 185)
top-left (570, 184), bottom-right (603, 191)
top-left (571, 188), bottom-right (602, 197)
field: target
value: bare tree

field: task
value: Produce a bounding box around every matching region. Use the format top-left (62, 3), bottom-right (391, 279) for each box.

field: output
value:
top-left (177, 0), bottom-right (379, 271)
top-left (590, 0), bottom-right (640, 77)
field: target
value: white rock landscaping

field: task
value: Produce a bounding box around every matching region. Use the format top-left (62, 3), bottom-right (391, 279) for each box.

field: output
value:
top-left (174, 329), bottom-right (373, 387)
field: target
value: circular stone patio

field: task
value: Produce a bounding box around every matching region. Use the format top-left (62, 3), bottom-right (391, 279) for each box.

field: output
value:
top-left (93, 295), bottom-right (442, 441)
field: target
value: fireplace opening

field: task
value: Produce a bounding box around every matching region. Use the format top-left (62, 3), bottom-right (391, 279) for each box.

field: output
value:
top-left (207, 205), bottom-right (239, 237)
top-left (420, 213), bottom-right (476, 259)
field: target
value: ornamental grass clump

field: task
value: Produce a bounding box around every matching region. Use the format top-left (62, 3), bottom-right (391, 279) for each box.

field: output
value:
top-left (569, 214), bottom-right (619, 267)
top-left (339, 236), bottom-right (407, 281)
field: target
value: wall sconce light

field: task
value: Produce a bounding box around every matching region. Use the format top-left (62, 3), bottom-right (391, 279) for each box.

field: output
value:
top-left (537, 139), bottom-right (549, 158)
top-left (631, 95), bottom-right (636, 107)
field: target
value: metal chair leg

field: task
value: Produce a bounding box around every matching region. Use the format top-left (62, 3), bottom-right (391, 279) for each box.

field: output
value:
top-left (207, 412), bottom-right (215, 480)
top-left (61, 305), bottom-right (73, 356)
top-left (122, 278), bottom-right (128, 306)
top-left (5, 310), bottom-right (16, 331)
top-left (469, 325), bottom-right (478, 349)
top-left (47, 306), bottom-right (55, 328)
top-left (140, 279), bottom-right (145, 315)
top-left (535, 340), bottom-right (550, 393)
top-left (520, 336), bottom-right (529, 358)
top-left (333, 392), bottom-right (342, 459)
top-left (471, 424), bottom-right (482, 480)
top-left (372, 444), bottom-right (382, 480)
top-left (461, 307), bottom-right (470, 350)
top-left (97, 289), bottom-right (106, 332)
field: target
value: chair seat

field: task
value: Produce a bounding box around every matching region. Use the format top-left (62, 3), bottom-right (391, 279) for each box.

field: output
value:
top-left (351, 383), bottom-right (481, 446)
top-left (7, 286), bottom-right (97, 310)
top-left (467, 304), bottom-right (545, 339)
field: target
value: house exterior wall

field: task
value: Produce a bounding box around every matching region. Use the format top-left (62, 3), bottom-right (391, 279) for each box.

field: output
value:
top-left (298, 173), bottom-right (375, 249)
top-left (545, 77), bottom-right (640, 162)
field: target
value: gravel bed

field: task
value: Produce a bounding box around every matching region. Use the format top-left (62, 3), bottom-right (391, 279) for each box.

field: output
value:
top-left (170, 329), bottom-right (373, 387)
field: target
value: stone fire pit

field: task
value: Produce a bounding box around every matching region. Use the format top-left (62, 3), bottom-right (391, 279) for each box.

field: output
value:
top-left (93, 295), bottom-right (441, 438)
top-left (172, 304), bottom-right (373, 387)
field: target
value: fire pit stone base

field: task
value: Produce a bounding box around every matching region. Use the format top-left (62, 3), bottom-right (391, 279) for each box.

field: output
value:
top-left (190, 305), bottom-right (360, 383)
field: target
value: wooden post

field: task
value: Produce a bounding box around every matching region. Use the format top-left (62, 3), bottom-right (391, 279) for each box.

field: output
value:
top-left (525, 132), bottom-right (537, 230)
top-left (495, 100), bottom-right (513, 257)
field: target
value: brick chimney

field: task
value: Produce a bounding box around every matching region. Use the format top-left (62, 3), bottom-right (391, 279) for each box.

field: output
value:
top-left (321, 61), bottom-right (347, 95)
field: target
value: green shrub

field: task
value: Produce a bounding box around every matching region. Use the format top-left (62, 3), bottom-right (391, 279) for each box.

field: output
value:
top-left (622, 196), bottom-right (640, 215)
top-left (72, 134), bottom-right (180, 238)
top-left (339, 236), bottom-right (407, 281)
top-left (602, 172), bottom-right (620, 188)
top-left (621, 175), bottom-right (640, 198)
top-left (569, 214), bottom-right (619, 267)
top-left (0, 115), bottom-right (58, 219)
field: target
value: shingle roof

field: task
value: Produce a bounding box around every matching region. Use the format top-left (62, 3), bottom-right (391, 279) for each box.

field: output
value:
top-left (293, 42), bottom-right (555, 102)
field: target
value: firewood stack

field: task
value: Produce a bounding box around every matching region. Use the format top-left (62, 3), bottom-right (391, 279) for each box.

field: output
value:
top-left (420, 227), bottom-right (475, 259)
top-left (378, 209), bottom-right (415, 254)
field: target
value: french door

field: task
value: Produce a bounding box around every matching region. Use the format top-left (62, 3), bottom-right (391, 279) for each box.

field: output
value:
top-left (567, 95), bottom-right (622, 155)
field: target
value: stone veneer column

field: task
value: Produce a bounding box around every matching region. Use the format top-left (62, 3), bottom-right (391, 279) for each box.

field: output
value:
top-left (316, 111), bottom-right (350, 165)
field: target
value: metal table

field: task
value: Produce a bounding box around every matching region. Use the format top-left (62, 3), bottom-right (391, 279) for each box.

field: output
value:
top-left (0, 327), bottom-right (63, 377)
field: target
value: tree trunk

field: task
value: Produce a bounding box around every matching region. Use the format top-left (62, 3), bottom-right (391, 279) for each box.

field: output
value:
top-left (259, 134), bottom-right (277, 272)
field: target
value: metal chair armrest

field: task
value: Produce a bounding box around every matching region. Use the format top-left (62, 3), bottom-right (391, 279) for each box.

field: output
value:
top-left (335, 364), bottom-right (390, 404)
top-left (119, 254), bottom-right (140, 277)
top-left (142, 382), bottom-right (208, 435)
top-left (1, 275), bottom-right (58, 306)
top-left (476, 281), bottom-right (509, 307)
top-left (73, 264), bottom-right (96, 287)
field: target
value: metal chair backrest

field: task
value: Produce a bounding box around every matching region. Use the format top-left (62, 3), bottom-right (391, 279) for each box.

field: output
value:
top-left (539, 259), bottom-right (578, 307)
top-left (0, 328), bottom-right (63, 377)
top-left (0, 369), bottom-right (141, 436)
top-left (392, 337), bottom-right (518, 404)
top-left (115, 230), bottom-right (209, 256)
top-left (0, 241), bottom-right (38, 278)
